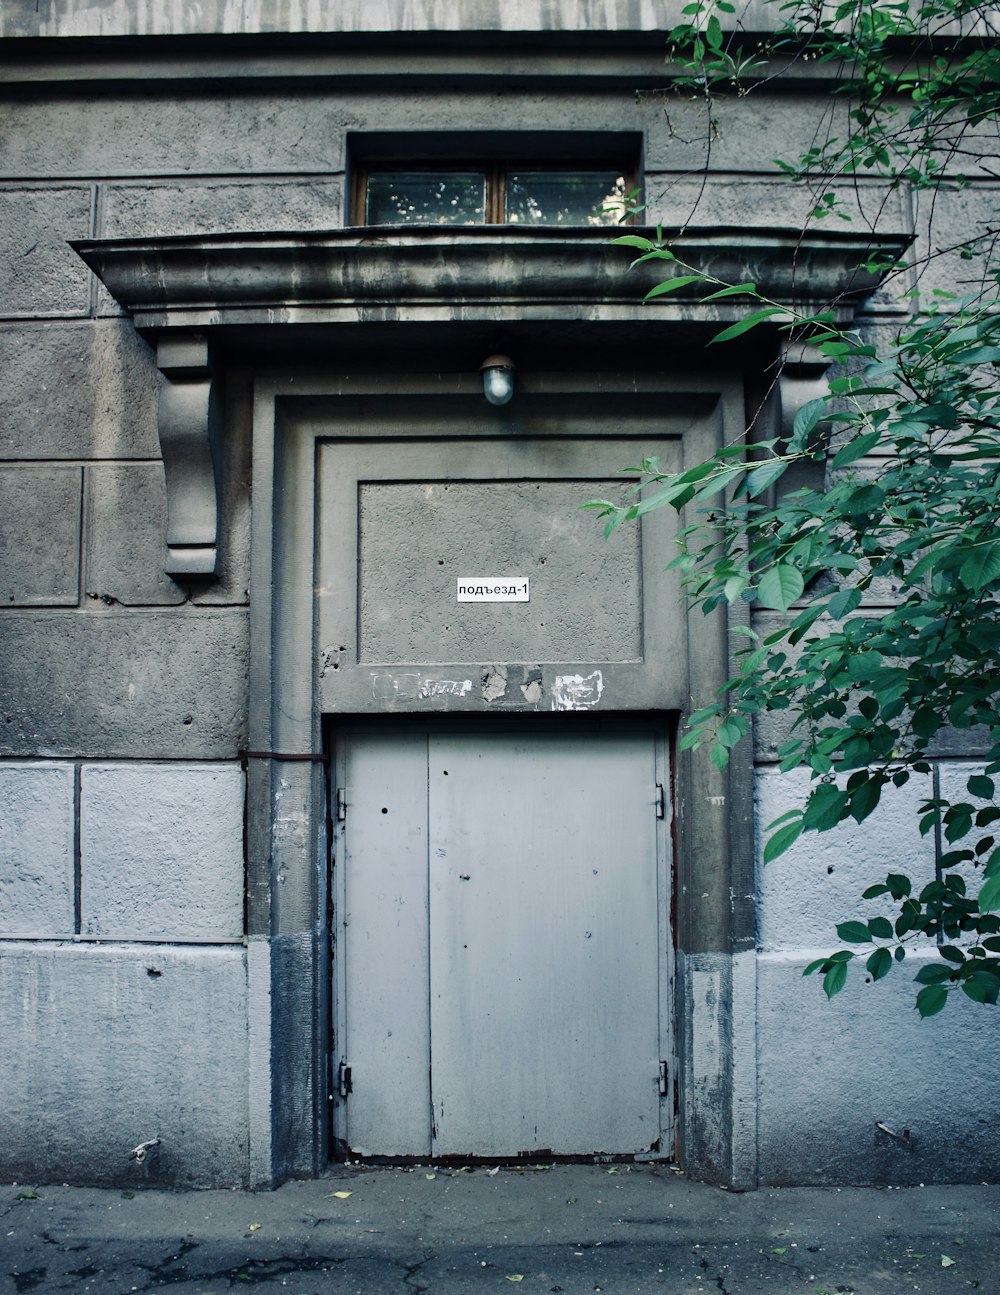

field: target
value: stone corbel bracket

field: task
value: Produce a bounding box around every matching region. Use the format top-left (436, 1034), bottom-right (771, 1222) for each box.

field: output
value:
top-left (74, 226), bottom-right (912, 581)
top-left (156, 332), bottom-right (221, 579)
top-left (778, 341), bottom-right (834, 445)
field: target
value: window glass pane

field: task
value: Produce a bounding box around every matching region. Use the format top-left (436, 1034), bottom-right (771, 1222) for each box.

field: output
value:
top-left (365, 172), bottom-right (486, 225)
top-left (505, 172), bottom-right (629, 225)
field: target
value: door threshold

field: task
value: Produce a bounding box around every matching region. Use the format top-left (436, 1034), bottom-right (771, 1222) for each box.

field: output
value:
top-left (329, 1148), bottom-right (673, 1169)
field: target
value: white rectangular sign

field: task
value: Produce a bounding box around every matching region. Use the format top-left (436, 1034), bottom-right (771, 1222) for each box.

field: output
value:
top-left (457, 577), bottom-right (530, 603)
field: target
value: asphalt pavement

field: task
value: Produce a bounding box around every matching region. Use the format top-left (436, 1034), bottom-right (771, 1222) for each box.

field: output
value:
top-left (4, 1163), bottom-right (999, 1294)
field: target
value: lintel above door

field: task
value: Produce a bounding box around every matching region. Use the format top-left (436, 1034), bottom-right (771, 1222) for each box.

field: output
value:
top-left (73, 224), bottom-right (911, 577)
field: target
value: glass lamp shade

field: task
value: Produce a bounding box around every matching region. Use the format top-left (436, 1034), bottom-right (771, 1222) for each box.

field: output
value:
top-left (480, 355), bottom-right (515, 406)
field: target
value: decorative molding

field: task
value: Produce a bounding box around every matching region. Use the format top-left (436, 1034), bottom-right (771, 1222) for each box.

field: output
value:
top-left (156, 333), bottom-right (220, 578)
top-left (777, 341), bottom-right (834, 444)
top-left (74, 225), bottom-right (912, 335)
top-left (73, 225), bottom-right (910, 583)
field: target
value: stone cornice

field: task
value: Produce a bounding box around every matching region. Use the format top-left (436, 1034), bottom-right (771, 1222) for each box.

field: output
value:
top-left (72, 224), bottom-right (910, 581)
top-left (74, 225), bottom-right (911, 334)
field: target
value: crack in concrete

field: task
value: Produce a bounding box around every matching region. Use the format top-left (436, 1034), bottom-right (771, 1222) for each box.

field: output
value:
top-left (400, 1251), bottom-right (435, 1293)
top-left (129, 1251), bottom-right (351, 1289)
top-left (9, 1267), bottom-right (47, 1293)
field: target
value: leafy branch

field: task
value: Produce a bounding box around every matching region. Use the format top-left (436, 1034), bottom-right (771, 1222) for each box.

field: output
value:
top-left (594, 0), bottom-right (1000, 1014)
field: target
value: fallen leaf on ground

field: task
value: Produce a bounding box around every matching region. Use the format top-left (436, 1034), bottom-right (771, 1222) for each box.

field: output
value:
top-left (941, 1255), bottom-right (956, 1267)
top-left (329, 1190), bottom-right (353, 1199)
top-left (248, 1223), bottom-right (262, 1231)
top-left (505, 1276), bottom-right (524, 1283)
top-left (425, 1172), bottom-right (436, 1180)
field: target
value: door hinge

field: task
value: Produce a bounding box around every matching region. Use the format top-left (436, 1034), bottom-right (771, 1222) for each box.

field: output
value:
top-left (338, 1060), bottom-right (353, 1098)
top-left (658, 1060), bottom-right (669, 1096)
top-left (655, 784), bottom-right (665, 819)
top-left (336, 787), bottom-right (347, 822)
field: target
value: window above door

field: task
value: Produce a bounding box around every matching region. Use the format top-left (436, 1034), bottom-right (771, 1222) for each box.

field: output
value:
top-left (360, 164), bottom-right (632, 226)
top-left (348, 131), bottom-right (642, 227)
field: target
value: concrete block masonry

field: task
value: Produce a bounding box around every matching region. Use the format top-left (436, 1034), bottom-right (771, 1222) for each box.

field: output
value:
top-left (0, 467), bottom-right (82, 606)
top-left (756, 766), bottom-right (936, 949)
top-left (0, 94), bottom-right (344, 178)
top-left (757, 950), bottom-right (1000, 1185)
top-left (0, 763), bottom-right (75, 936)
top-left (101, 178), bottom-right (345, 239)
top-left (0, 187), bottom-right (93, 317)
top-left (0, 942), bottom-right (249, 1187)
top-left (0, 609), bottom-right (249, 759)
top-left (84, 464), bottom-right (186, 607)
top-left (0, 321), bottom-right (162, 460)
top-left (81, 763), bottom-right (244, 941)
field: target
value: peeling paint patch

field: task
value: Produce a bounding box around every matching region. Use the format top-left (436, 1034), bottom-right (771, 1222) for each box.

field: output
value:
top-left (551, 670), bottom-right (604, 711)
top-left (691, 968), bottom-right (721, 1082)
top-left (371, 672), bottom-right (420, 701)
top-left (319, 644), bottom-right (348, 678)
top-left (481, 665), bottom-right (508, 702)
top-left (419, 678), bottom-right (473, 698)
top-left (520, 667), bottom-right (543, 704)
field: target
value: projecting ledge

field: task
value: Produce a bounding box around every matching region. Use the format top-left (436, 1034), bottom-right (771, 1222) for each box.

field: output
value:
top-left (73, 224), bottom-right (911, 334)
top-left (72, 225), bottom-right (910, 581)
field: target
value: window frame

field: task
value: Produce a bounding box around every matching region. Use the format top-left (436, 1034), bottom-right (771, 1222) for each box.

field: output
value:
top-left (351, 158), bottom-right (638, 227)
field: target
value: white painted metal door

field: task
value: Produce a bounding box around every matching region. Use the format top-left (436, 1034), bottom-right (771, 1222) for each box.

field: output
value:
top-left (335, 727), bottom-right (671, 1160)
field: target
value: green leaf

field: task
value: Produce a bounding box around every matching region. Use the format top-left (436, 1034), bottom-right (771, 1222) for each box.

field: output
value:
top-left (804, 782), bottom-right (850, 831)
top-left (610, 235), bottom-right (658, 251)
top-left (831, 429), bottom-right (882, 468)
top-left (915, 984), bottom-right (949, 1017)
top-left (790, 398), bottom-right (829, 449)
top-left (836, 920), bottom-right (873, 944)
top-left (763, 818), bottom-right (804, 862)
top-left (969, 774), bottom-right (996, 800)
top-left (867, 947), bottom-right (892, 981)
top-left (745, 458), bottom-right (788, 497)
top-left (644, 275), bottom-right (705, 300)
top-left (710, 743), bottom-right (731, 772)
top-left (827, 586), bottom-right (863, 619)
top-left (867, 916), bottom-right (893, 939)
top-left (849, 778), bottom-right (883, 823)
top-left (823, 960), bottom-right (849, 998)
top-left (709, 307), bottom-right (785, 345)
top-left (757, 564), bottom-right (804, 611)
top-left (962, 972), bottom-right (1000, 1005)
top-left (977, 874), bottom-right (1000, 913)
top-left (703, 281), bottom-right (758, 301)
top-left (960, 542), bottom-right (1000, 591)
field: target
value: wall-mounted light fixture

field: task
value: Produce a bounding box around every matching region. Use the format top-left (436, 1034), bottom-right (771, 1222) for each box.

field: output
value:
top-left (480, 354), bottom-right (515, 406)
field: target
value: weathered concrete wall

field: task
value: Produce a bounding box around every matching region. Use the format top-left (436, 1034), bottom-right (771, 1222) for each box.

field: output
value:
top-left (0, 943), bottom-right (248, 1187)
top-left (755, 755), bottom-right (1000, 1185)
top-left (1, 8), bottom-right (999, 1190)
top-left (0, 0), bottom-right (774, 39)
top-left (0, 761), bottom-right (248, 1184)
top-left (0, 30), bottom-right (253, 1182)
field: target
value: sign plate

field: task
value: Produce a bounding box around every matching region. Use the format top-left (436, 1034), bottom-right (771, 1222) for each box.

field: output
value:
top-left (457, 577), bottom-right (530, 603)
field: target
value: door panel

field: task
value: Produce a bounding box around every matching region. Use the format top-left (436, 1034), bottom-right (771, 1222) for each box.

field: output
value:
top-left (428, 732), bottom-right (662, 1156)
top-left (340, 733), bottom-right (432, 1156)
top-left (315, 435), bottom-right (688, 715)
top-left (335, 726), bottom-right (670, 1160)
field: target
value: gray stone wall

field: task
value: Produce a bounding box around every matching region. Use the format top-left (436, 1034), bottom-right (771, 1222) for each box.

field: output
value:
top-left (0, 28), bottom-right (254, 1184)
top-left (1, 5), bottom-right (999, 1188)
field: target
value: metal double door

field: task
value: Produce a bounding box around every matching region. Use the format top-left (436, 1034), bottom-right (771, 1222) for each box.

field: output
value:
top-left (332, 725), bottom-right (672, 1160)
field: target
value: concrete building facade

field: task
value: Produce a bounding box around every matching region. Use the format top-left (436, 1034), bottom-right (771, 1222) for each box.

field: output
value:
top-left (1, 0), bottom-right (998, 1189)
